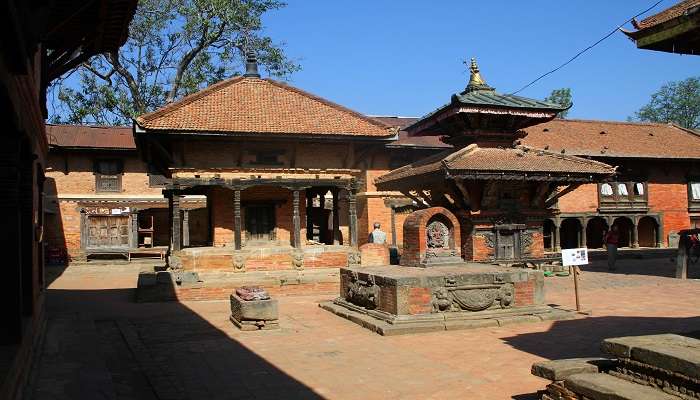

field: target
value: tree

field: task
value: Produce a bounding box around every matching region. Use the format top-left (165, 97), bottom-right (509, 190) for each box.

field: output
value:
top-left (543, 88), bottom-right (572, 119)
top-left (50, 0), bottom-right (300, 125)
top-left (632, 77), bottom-right (700, 130)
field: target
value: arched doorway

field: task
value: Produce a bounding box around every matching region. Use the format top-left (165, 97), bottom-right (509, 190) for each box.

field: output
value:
top-left (638, 216), bottom-right (658, 248)
top-left (543, 219), bottom-right (555, 251)
top-left (560, 218), bottom-right (582, 249)
top-left (613, 216), bottom-right (634, 248)
top-left (586, 217), bottom-right (608, 249)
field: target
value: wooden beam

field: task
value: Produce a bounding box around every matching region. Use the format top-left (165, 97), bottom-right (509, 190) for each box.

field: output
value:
top-left (454, 179), bottom-right (472, 210)
top-left (545, 183), bottom-right (581, 208)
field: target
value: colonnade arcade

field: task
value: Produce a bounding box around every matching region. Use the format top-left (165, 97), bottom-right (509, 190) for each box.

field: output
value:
top-left (163, 174), bottom-right (359, 253)
top-left (543, 213), bottom-right (663, 251)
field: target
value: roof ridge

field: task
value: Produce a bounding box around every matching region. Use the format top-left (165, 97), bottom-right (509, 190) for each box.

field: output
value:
top-left (517, 145), bottom-right (616, 169)
top-left (263, 79), bottom-right (393, 131)
top-left (136, 76), bottom-right (246, 124)
top-left (550, 118), bottom-right (674, 127)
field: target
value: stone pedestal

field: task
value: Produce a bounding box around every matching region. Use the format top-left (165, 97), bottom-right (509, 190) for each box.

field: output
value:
top-left (320, 264), bottom-right (574, 335)
top-left (230, 292), bottom-right (279, 331)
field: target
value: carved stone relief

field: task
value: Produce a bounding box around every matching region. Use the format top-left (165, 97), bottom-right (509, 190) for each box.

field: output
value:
top-left (345, 275), bottom-right (379, 310)
top-left (426, 220), bottom-right (450, 249)
top-left (431, 277), bottom-right (514, 313)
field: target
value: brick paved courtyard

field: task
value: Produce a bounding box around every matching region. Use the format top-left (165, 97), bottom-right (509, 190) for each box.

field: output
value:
top-left (27, 257), bottom-right (700, 400)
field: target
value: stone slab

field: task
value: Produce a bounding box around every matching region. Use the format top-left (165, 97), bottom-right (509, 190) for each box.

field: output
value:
top-left (319, 301), bottom-right (576, 336)
top-left (564, 372), bottom-right (680, 400)
top-left (602, 334), bottom-right (700, 380)
top-left (532, 358), bottom-right (616, 381)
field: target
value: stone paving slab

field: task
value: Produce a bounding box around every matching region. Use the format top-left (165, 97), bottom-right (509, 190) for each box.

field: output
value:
top-left (602, 334), bottom-right (700, 379)
top-left (532, 358), bottom-right (616, 381)
top-left (564, 372), bottom-right (681, 400)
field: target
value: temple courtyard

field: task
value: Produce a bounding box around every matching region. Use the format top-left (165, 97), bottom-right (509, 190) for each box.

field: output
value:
top-left (28, 256), bottom-right (700, 400)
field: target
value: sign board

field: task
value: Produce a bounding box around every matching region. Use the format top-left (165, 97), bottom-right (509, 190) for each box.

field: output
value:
top-left (561, 247), bottom-right (589, 266)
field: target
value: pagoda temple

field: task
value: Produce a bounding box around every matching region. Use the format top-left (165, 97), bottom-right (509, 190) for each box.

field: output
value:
top-left (376, 59), bottom-right (616, 262)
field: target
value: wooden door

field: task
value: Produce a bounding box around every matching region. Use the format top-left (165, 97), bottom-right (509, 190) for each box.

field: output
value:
top-left (245, 206), bottom-right (275, 242)
top-left (497, 231), bottom-right (516, 260)
top-left (87, 216), bottom-right (129, 248)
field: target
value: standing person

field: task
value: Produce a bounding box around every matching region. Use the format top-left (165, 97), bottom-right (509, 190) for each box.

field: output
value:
top-left (368, 222), bottom-right (387, 244)
top-left (604, 225), bottom-right (620, 271)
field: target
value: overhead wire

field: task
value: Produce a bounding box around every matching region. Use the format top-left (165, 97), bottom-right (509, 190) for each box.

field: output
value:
top-left (509, 0), bottom-right (666, 95)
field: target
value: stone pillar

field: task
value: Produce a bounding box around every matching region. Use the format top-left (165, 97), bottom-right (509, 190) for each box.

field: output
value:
top-left (656, 220), bottom-right (663, 248)
top-left (581, 218), bottom-right (587, 248)
top-left (676, 234), bottom-right (688, 279)
top-left (632, 218), bottom-right (639, 248)
top-left (293, 190), bottom-right (301, 249)
top-left (348, 188), bottom-right (358, 248)
top-left (554, 220), bottom-right (561, 252)
top-left (129, 209), bottom-right (139, 248)
top-left (182, 209), bottom-right (190, 248)
top-left (170, 193), bottom-right (182, 251)
top-left (332, 188), bottom-right (340, 245)
top-left (234, 189), bottom-right (242, 250)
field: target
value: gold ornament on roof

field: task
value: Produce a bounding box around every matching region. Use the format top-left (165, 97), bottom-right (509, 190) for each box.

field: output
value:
top-left (462, 57), bottom-right (493, 93)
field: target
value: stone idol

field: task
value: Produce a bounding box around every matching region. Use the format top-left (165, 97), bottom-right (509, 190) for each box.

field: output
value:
top-left (230, 286), bottom-right (279, 330)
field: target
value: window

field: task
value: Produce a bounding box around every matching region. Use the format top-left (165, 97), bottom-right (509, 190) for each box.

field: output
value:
top-left (617, 183), bottom-right (629, 196)
top-left (691, 183), bottom-right (700, 201)
top-left (600, 183), bottom-right (613, 196)
top-left (634, 182), bottom-right (644, 196)
top-left (94, 159), bottom-right (123, 192)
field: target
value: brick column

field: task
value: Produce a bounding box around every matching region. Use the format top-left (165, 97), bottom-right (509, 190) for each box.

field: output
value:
top-left (293, 190), bottom-right (301, 248)
top-left (182, 209), bottom-right (190, 248)
top-left (234, 189), bottom-right (242, 250)
top-left (332, 188), bottom-right (340, 245)
top-left (348, 188), bottom-right (358, 248)
top-left (169, 193), bottom-right (182, 251)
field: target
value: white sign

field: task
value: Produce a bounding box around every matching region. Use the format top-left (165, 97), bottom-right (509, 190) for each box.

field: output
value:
top-left (561, 247), bottom-right (589, 266)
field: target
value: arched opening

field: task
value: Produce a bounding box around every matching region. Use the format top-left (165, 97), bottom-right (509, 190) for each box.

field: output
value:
top-left (543, 219), bottom-right (555, 251)
top-left (560, 218), bottom-right (582, 249)
top-left (613, 216), bottom-right (634, 248)
top-left (638, 216), bottom-right (658, 248)
top-left (586, 217), bottom-right (608, 249)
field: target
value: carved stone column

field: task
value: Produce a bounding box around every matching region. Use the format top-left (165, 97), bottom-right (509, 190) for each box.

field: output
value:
top-left (676, 234), bottom-right (689, 279)
top-left (234, 189), bottom-right (242, 250)
top-left (182, 209), bottom-right (190, 248)
top-left (332, 188), bottom-right (340, 245)
top-left (581, 218), bottom-right (588, 248)
top-left (554, 220), bottom-right (561, 252)
top-left (170, 193), bottom-right (182, 252)
top-left (348, 188), bottom-right (358, 249)
top-left (656, 218), bottom-right (663, 248)
top-left (129, 208), bottom-right (139, 248)
top-left (390, 205), bottom-right (397, 246)
top-left (293, 190), bottom-right (301, 248)
top-left (305, 188), bottom-right (313, 241)
top-left (632, 218), bottom-right (639, 248)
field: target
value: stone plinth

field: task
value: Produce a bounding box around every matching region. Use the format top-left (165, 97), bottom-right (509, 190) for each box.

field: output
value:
top-left (230, 287), bottom-right (279, 331)
top-left (320, 264), bottom-right (575, 335)
top-left (533, 334), bottom-right (700, 400)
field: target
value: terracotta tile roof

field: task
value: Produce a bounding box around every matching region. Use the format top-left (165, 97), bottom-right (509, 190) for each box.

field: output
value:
top-left (376, 144), bottom-right (615, 186)
top-left (636, 0), bottom-right (700, 29)
top-left (522, 119), bottom-right (700, 159)
top-left (136, 77), bottom-right (395, 138)
top-left (46, 124), bottom-right (135, 150)
top-left (372, 116), bottom-right (452, 149)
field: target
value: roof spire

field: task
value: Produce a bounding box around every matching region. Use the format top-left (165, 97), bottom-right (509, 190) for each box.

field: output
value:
top-left (463, 57), bottom-right (493, 93)
top-left (244, 50), bottom-right (260, 78)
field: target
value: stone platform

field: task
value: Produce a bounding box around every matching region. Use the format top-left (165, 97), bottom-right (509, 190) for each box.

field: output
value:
top-left (320, 264), bottom-right (576, 335)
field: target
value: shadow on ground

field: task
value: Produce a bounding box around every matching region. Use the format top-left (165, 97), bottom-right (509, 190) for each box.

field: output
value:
top-left (30, 283), bottom-right (323, 400)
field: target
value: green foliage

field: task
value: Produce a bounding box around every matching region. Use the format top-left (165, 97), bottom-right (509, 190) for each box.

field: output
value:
top-left (50, 0), bottom-right (300, 125)
top-left (543, 88), bottom-right (572, 119)
top-left (632, 77), bottom-right (700, 130)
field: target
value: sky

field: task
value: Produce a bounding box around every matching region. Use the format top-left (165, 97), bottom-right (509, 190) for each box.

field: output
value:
top-left (259, 0), bottom-right (699, 121)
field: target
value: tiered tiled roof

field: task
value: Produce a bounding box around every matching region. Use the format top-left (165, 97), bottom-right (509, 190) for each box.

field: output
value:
top-left (47, 124), bottom-right (135, 150)
top-left (636, 0), bottom-right (700, 29)
top-left (622, 0), bottom-right (700, 54)
top-left (372, 116), bottom-right (451, 149)
top-left (136, 77), bottom-right (395, 138)
top-left (522, 119), bottom-right (700, 159)
top-left (375, 144), bottom-right (615, 187)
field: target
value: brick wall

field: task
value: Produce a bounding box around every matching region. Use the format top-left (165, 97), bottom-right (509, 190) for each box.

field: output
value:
top-left (558, 183), bottom-right (598, 213)
top-left (359, 243), bottom-right (390, 266)
top-left (178, 247), bottom-right (350, 271)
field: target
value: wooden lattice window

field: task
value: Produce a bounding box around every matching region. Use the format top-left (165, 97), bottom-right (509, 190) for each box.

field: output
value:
top-left (94, 159), bottom-right (123, 192)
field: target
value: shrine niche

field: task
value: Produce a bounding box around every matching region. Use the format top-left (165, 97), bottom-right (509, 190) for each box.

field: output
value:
top-left (401, 207), bottom-right (462, 268)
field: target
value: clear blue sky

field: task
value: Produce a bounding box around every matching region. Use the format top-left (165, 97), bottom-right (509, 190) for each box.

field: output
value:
top-left (260, 0), bottom-right (699, 121)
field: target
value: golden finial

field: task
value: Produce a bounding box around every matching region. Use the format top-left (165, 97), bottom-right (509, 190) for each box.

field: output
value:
top-left (462, 57), bottom-right (493, 93)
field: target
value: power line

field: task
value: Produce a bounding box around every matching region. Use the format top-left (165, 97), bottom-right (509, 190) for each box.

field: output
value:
top-left (510, 0), bottom-right (666, 95)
